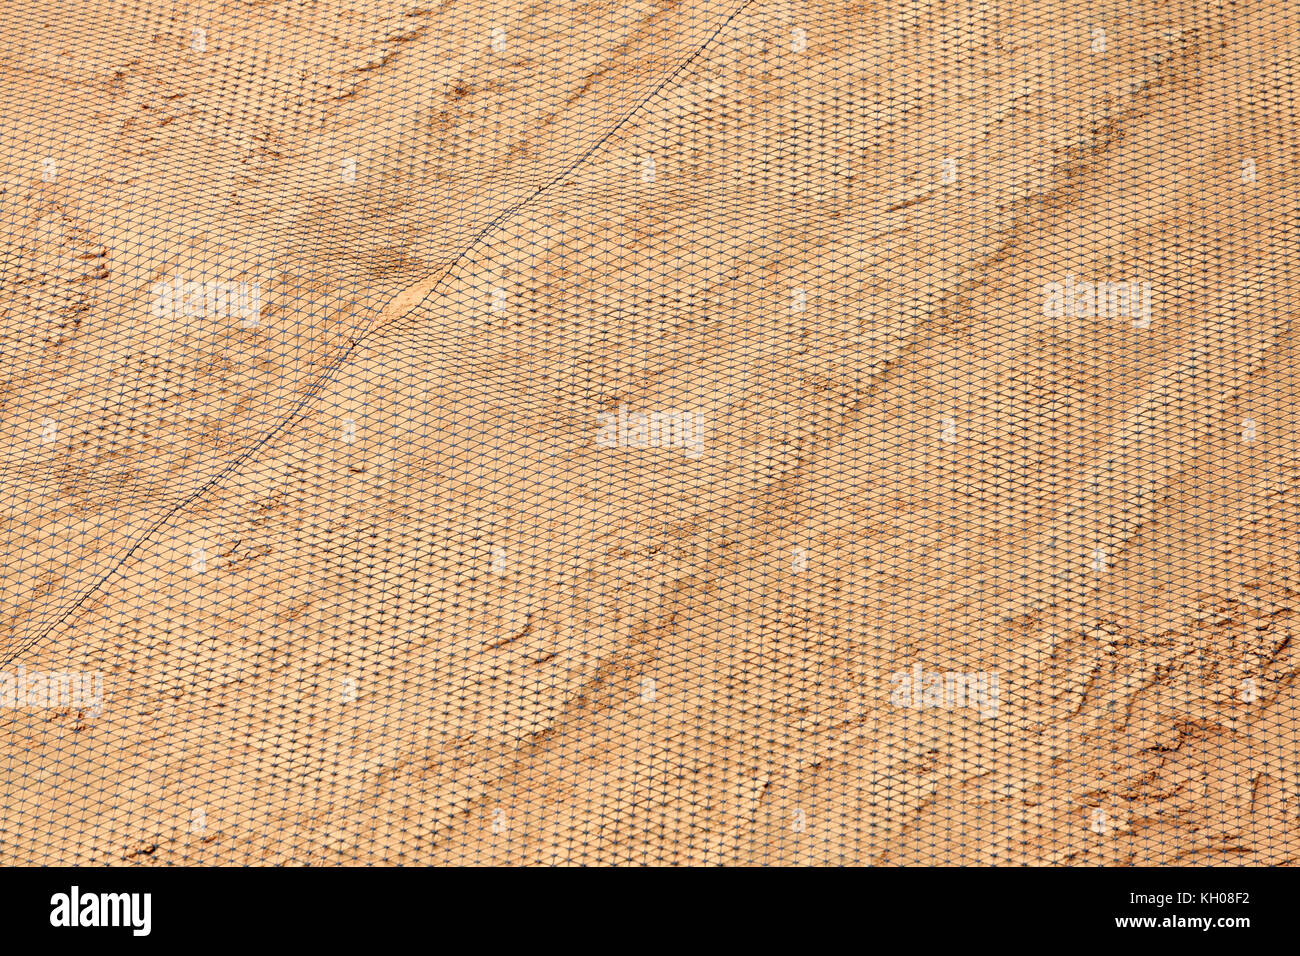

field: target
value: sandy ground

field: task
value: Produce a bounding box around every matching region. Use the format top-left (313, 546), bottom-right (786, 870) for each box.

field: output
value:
top-left (1, 0), bottom-right (1298, 865)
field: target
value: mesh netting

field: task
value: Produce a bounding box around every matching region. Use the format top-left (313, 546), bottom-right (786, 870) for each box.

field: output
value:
top-left (1, 0), bottom-right (1298, 865)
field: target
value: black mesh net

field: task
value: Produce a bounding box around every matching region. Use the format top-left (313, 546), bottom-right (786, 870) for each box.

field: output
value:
top-left (1, 0), bottom-right (1298, 865)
